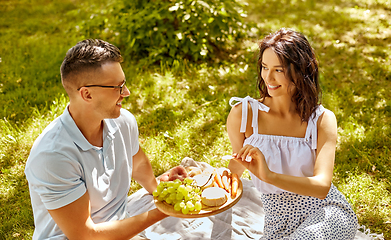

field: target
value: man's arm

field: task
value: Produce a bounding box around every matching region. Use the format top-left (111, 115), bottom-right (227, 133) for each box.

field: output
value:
top-left (131, 147), bottom-right (158, 194)
top-left (48, 191), bottom-right (167, 240)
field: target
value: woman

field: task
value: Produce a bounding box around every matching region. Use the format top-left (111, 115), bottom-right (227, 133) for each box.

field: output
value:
top-left (227, 28), bottom-right (358, 239)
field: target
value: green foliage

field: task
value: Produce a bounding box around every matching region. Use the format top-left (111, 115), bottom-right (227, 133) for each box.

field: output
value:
top-left (80, 0), bottom-right (252, 66)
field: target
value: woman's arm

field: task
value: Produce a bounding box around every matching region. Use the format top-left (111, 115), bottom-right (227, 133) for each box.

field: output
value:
top-left (226, 103), bottom-right (249, 177)
top-left (234, 110), bottom-right (338, 199)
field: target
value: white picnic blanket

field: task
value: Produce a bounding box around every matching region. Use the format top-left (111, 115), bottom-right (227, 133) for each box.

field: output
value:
top-left (127, 159), bottom-right (384, 240)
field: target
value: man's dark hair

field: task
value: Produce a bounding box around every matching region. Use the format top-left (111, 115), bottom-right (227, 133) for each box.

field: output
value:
top-left (60, 39), bottom-right (123, 93)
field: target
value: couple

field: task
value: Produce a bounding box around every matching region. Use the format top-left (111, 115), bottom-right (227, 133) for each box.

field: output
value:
top-left (25, 29), bottom-right (358, 239)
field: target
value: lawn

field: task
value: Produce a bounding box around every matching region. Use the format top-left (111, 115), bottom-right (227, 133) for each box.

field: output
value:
top-left (0, 0), bottom-right (390, 239)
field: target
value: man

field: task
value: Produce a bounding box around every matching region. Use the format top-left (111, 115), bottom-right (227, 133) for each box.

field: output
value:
top-left (25, 39), bottom-right (167, 239)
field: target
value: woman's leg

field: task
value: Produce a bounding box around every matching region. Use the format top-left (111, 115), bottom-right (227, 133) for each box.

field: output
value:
top-left (287, 201), bottom-right (358, 240)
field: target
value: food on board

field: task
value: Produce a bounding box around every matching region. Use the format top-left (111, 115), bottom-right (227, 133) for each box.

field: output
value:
top-left (193, 173), bottom-right (214, 189)
top-left (221, 169), bottom-right (230, 192)
top-left (154, 164), bottom-right (240, 214)
top-left (213, 169), bottom-right (224, 189)
top-left (201, 187), bottom-right (228, 207)
top-left (231, 173), bottom-right (239, 198)
top-left (185, 166), bottom-right (203, 177)
top-left (168, 165), bottom-right (188, 181)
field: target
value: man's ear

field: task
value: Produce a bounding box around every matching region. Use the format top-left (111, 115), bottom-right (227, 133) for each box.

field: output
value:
top-left (79, 87), bottom-right (93, 102)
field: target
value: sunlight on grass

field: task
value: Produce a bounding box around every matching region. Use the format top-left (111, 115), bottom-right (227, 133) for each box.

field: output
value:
top-left (337, 116), bottom-right (366, 143)
top-left (337, 173), bottom-right (391, 236)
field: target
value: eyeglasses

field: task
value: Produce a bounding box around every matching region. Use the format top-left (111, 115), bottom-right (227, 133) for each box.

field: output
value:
top-left (77, 80), bottom-right (127, 94)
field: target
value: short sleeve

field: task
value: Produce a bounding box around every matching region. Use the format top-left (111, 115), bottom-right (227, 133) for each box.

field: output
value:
top-left (25, 151), bottom-right (86, 210)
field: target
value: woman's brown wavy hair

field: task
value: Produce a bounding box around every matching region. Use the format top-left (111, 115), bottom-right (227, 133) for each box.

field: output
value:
top-left (257, 28), bottom-right (321, 122)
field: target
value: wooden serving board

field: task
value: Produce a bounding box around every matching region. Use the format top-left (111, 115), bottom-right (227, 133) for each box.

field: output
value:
top-left (154, 179), bottom-right (243, 218)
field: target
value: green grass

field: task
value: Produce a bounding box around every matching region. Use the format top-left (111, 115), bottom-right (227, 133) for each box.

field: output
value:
top-left (1, 0), bottom-right (390, 239)
top-left (0, 0), bottom-right (110, 123)
top-left (0, 96), bottom-right (68, 239)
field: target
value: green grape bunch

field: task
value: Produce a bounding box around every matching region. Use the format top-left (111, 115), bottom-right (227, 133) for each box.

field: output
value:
top-left (153, 178), bottom-right (203, 214)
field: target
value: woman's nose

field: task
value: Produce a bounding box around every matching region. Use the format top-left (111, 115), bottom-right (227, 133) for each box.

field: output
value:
top-left (264, 71), bottom-right (273, 82)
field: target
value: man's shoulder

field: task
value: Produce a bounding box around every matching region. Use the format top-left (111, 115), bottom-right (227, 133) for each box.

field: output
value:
top-left (119, 108), bottom-right (136, 122)
top-left (33, 117), bottom-right (65, 148)
top-left (27, 116), bottom-right (75, 166)
top-left (109, 108), bottom-right (138, 129)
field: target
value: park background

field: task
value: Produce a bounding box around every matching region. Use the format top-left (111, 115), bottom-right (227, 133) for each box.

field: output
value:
top-left (0, 0), bottom-right (390, 239)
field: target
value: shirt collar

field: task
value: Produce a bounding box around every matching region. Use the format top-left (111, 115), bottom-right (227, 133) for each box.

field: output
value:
top-left (103, 117), bottom-right (119, 140)
top-left (60, 105), bottom-right (119, 151)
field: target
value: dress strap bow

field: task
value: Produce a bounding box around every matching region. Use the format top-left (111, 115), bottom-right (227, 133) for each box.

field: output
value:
top-left (229, 96), bottom-right (270, 133)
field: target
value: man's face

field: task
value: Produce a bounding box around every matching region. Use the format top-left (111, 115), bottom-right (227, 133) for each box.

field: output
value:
top-left (90, 61), bottom-right (130, 119)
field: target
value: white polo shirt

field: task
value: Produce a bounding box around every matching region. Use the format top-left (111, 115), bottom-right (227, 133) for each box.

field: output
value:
top-left (25, 106), bottom-right (139, 239)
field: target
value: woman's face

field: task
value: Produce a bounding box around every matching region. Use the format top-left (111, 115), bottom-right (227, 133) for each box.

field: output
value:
top-left (261, 48), bottom-right (295, 98)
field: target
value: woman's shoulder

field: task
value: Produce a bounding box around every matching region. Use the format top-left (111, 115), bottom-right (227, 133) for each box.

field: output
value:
top-left (229, 96), bottom-right (266, 109)
top-left (229, 97), bottom-right (255, 115)
top-left (317, 106), bottom-right (336, 122)
top-left (228, 101), bottom-right (246, 120)
top-left (317, 107), bottom-right (337, 133)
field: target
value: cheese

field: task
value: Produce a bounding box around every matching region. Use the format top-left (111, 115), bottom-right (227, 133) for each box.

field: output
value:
top-left (201, 187), bottom-right (227, 207)
top-left (193, 173), bottom-right (214, 189)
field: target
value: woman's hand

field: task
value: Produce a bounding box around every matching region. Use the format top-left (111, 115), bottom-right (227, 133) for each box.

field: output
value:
top-left (233, 145), bottom-right (273, 183)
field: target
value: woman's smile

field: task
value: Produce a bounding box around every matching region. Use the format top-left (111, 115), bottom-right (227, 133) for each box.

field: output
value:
top-left (267, 84), bottom-right (281, 90)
